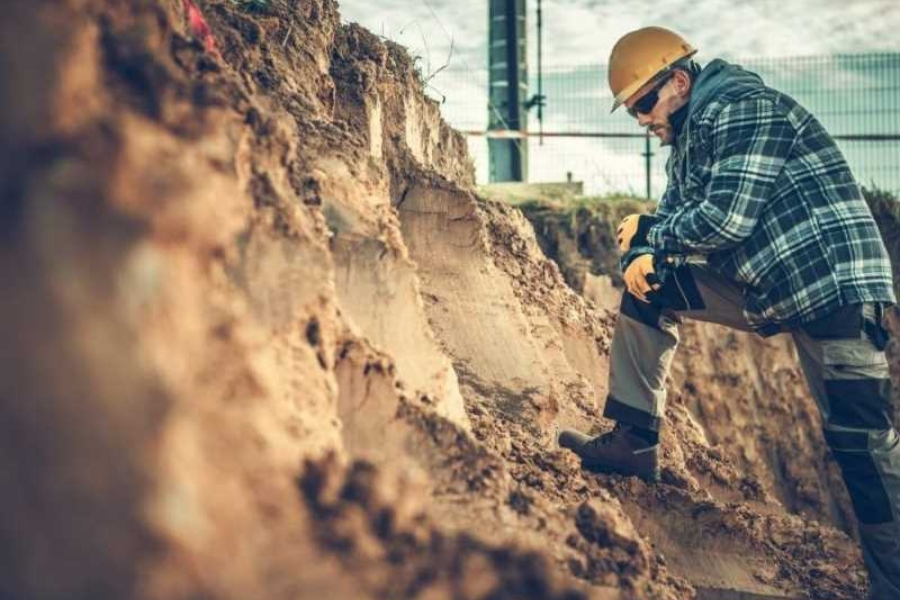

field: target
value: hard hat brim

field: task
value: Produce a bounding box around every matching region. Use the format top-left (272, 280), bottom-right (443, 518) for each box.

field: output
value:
top-left (610, 47), bottom-right (698, 113)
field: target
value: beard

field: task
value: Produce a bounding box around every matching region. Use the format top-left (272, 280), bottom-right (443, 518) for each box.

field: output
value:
top-left (648, 122), bottom-right (673, 146)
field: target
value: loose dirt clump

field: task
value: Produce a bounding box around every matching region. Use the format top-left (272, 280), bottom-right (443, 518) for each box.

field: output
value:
top-left (300, 454), bottom-right (590, 600)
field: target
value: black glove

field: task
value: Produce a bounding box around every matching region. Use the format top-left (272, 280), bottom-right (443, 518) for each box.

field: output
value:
top-left (617, 214), bottom-right (660, 251)
top-left (632, 214), bottom-right (659, 248)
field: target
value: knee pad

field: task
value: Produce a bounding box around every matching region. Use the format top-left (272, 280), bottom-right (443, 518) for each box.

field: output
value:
top-left (824, 427), bottom-right (899, 525)
top-left (620, 290), bottom-right (664, 328)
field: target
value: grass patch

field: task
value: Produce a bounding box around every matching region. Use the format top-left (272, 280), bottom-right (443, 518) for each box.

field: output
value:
top-left (517, 194), bottom-right (655, 225)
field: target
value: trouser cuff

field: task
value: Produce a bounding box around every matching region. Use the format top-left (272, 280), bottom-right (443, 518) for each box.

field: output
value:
top-left (603, 396), bottom-right (663, 432)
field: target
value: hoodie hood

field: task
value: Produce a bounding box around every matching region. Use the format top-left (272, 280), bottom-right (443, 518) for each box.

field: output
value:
top-left (687, 59), bottom-right (767, 123)
top-left (669, 102), bottom-right (690, 144)
top-left (672, 59), bottom-right (769, 170)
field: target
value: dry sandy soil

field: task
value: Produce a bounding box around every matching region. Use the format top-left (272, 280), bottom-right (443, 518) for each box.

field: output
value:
top-left (1, 2), bottom-right (897, 600)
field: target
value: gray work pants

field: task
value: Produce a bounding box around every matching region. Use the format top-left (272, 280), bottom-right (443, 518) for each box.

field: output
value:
top-left (605, 261), bottom-right (900, 600)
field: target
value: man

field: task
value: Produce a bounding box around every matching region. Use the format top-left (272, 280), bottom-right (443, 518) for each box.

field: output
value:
top-left (558, 26), bottom-right (899, 599)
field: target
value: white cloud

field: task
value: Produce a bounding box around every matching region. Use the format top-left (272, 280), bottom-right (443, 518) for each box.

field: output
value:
top-left (338, 0), bottom-right (486, 75)
top-left (341, 0), bottom-right (900, 72)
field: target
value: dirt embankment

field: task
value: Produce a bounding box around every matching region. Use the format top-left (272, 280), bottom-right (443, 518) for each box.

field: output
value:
top-left (0, 2), bottom-right (883, 600)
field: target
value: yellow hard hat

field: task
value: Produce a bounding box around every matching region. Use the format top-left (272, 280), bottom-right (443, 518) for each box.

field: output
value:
top-left (608, 27), bottom-right (698, 113)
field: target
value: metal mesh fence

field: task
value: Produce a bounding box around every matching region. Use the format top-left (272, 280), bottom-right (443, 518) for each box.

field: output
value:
top-left (429, 53), bottom-right (900, 197)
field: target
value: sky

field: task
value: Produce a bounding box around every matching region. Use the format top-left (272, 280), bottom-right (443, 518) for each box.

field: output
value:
top-left (339, 0), bottom-right (899, 73)
top-left (338, 0), bottom-right (900, 194)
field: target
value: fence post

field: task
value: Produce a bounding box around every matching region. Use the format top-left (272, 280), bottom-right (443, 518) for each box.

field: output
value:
top-left (643, 133), bottom-right (653, 199)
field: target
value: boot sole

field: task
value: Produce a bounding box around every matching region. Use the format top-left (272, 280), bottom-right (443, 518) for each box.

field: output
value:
top-left (581, 458), bottom-right (660, 483)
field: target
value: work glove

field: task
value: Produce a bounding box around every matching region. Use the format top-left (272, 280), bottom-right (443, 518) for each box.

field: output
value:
top-left (617, 214), bottom-right (659, 252)
top-left (623, 254), bottom-right (661, 303)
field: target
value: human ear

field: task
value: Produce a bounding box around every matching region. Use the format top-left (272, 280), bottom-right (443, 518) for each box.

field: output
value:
top-left (674, 70), bottom-right (691, 95)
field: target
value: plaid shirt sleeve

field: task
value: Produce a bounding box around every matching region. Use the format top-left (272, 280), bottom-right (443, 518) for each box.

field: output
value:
top-left (648, 97), bottom-right (794, 254)
top-left (653, 157), bottom-right (680, 221)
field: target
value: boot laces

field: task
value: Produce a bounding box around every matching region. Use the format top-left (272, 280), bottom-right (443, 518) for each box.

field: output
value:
top-left (588, 423), bottom-right (625, 448)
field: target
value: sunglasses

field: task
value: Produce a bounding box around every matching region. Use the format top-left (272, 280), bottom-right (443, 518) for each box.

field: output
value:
top-left (626, 75), bottom-right (673, 118)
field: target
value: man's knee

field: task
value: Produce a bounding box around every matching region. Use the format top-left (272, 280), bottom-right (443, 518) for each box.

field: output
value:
top-left (620, 290), bottom-right (666, 329)
top-left (619, 262), bottom-right (714, 330)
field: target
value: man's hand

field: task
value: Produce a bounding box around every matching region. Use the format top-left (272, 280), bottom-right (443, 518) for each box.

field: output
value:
top-left (623, 254), bottom-right (661, 303)
top-left (617, 214), bottom-right (659, 252)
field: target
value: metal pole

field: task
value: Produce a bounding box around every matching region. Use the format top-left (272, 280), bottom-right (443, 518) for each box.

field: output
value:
top-left (504, 0), bottom-right (522, 180)
top-left (643, 133), bottom-right (652, 199)
top-left (536, 0), bottom-right (543, 146)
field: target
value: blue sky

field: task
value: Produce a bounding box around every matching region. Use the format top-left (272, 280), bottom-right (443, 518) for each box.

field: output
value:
top-left (339, 0), bottom-right (900, 194)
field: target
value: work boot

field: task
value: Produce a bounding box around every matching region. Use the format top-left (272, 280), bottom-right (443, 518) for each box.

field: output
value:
top-left (558, 423), bottom-right (660, 482)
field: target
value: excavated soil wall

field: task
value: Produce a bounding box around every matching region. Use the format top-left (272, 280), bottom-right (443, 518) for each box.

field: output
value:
top-left (0, 2), bottom-right (887, 600)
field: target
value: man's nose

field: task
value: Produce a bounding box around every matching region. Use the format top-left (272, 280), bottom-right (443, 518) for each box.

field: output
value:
top-left (636, 112), bottom-right (652, 127)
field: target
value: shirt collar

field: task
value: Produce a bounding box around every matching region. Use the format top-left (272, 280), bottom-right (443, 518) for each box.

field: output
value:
top-left (669, 102), bottom-right (690, 145)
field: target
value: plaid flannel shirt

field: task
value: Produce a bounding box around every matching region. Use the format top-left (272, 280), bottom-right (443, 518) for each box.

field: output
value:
top-left (647, 60), bottom-right (895, 329)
